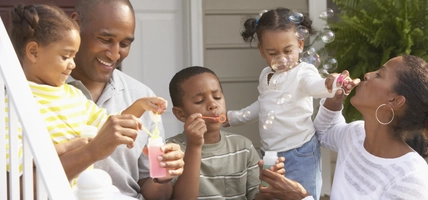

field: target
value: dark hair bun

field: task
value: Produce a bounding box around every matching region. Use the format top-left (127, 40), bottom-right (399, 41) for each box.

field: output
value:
top-left (11, 4), bottom-right (39, 38)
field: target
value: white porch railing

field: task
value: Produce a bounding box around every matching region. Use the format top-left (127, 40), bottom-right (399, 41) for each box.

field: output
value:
top-left (0, 17), bottom-right (75, 199)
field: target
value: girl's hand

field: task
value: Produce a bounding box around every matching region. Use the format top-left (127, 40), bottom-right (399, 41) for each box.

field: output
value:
top-left (55, 137), bottom-right (90, 156)
top-left (140, 97), bottom-right (168, 114)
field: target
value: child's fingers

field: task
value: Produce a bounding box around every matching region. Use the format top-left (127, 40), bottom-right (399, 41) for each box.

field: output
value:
top-left (325, 73), bottom-right (337, 93)
top-left (142, 146), bottom-right (149, 156)
top-left (150, 97), bottom-right (168, 113)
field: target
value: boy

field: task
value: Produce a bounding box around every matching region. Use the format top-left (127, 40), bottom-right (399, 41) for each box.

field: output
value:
top-left (167, 66), bottom-right (283, 199)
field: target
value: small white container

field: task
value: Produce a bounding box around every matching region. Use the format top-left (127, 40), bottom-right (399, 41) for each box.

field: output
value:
top-left (76, 169), bottom-right (113, 200)
top-left (262, 151), bottom-right (277, 187)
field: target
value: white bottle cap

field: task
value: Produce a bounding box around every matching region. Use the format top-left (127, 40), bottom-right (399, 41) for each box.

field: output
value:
top-left (148, 137), bottom-right (164, 147)
top-left (77, 169), bottom-right (113, 200)
top-left (263, 151), bottom-right (278, 165)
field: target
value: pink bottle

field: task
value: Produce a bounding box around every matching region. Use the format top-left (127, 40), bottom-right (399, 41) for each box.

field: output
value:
top-left (148, 137), bottom-right (167, 178)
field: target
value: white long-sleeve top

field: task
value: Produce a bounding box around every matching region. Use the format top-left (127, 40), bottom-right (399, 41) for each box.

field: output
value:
top-left (228, 62), bottom-right (337, 152)
top-left (314, 99), bottom-right (428, 199)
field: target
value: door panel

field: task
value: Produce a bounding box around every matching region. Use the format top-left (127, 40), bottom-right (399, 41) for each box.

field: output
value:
top-left (123, 0), bottom-right (186, 139)
top-left (0, 0), bottom-right (76, 33)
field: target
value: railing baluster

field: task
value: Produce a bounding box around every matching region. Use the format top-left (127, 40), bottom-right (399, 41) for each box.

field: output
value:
top-left (8, 103), bottom-right (20, 199)
top-left (0, 76), bottom-right (6, 200)
top-left (23, 136), bottom-right (34, 199)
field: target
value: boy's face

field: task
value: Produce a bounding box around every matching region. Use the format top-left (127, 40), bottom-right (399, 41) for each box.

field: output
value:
top-left (178, 72), bottom-right (226, 130)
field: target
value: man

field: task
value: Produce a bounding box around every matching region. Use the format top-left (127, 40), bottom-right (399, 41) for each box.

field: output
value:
top-left (67, 0), bottom-right (184, 199)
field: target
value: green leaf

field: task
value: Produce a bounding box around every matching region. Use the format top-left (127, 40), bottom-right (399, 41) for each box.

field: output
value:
top-left (324, 0), bottom-right (428, 121)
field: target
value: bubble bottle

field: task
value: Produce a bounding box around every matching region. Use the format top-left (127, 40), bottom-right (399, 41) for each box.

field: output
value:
top-left (262, 151), bottom-right (277, 187)
top-left (143, 112), bottom-right (167, 178)
top-left (76, 169), bottom-right (113, 200)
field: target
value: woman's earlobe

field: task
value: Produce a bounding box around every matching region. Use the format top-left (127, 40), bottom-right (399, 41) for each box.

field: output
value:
top-left (390, 96), bottom-right (406, 107)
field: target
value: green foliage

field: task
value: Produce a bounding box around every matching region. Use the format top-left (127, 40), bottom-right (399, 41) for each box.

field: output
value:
top-left (323, 0), bottom-right (428, 122)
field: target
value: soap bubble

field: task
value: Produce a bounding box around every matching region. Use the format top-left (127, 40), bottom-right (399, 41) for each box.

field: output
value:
top-left (288, 11), bottom-right (304, 24)
top-left (271, 55), bottom-right (294, 72)
top-left (259, 10), bottom-right (268, 17)
top-left (235, 110), bottom-right (252, 121)
top-left (300, 48), bottom-right (321, 68)
top-left (277, 92), bottom-right (292, 105)
top-left (319, 8), bottom-right (334, 20)
top-left (267, 110), bottom-right (276, 121)
top-left (322, 56), bottom-right (338, 72)
top-left (318, 68), bottom-right (329, 78)
top-left (262, 119), bottom-right (274, 130)
top-left (242, 110), bottom-right (251, 120)
top-left (320, 27), bottom-right (335, 43)
top-left (294, 25), bottom-right (310, 40)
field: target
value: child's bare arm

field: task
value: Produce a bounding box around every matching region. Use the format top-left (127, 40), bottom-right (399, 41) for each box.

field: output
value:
top-left (55, 138), bottom-right (90, 156)
top-left (171, 113), bottom-right (206, 199)
top-left (122, 97), bottom-right (168, 118)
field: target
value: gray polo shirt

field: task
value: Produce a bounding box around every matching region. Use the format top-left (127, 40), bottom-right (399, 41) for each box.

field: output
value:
top-left (67, 69), bottom-right (165, 199)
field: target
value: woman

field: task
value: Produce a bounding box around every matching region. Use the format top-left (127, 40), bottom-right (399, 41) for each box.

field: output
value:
top-left (258, 55), bottom-right (428, 199)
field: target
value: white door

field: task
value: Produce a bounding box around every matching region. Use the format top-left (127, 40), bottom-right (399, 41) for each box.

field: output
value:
top-left (122, 0), bottom-right (190, 139)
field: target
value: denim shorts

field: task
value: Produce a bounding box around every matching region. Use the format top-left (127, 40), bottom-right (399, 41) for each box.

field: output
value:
top-left (262, 134), bottom-right (322, 200)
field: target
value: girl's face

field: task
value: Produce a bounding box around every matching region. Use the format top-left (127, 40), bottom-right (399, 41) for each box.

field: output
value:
top-left (177, 73), bottom-right (226, 132)
top-left (258, 29), bottom-right (304, 71)
top-left (26, 29), bottom-right (80, 87)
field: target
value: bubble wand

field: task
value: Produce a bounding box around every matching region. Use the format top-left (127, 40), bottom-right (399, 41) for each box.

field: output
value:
top-left (200, 114), bottom-right (227, 123)
top-left (142, 112), bottom-right (160, 138)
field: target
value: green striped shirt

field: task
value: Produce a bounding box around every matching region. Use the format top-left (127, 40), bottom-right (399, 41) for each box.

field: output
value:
top-left (167, 131), bottom-right (261, 200)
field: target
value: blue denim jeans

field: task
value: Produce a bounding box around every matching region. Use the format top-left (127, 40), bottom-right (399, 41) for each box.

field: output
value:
top-left (262, 134), bottom-right (322, 200)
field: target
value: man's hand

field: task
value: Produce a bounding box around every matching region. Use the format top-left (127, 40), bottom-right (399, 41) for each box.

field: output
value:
top-left (88, 114), bottom-right (141, 160)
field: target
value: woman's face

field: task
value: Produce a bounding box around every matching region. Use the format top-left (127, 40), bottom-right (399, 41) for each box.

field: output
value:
top-left (351, 57), bottom-right (401, 114)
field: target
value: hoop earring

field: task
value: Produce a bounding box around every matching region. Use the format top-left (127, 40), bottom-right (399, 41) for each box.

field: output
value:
top-left (375, 104), bottom-right (394, 125)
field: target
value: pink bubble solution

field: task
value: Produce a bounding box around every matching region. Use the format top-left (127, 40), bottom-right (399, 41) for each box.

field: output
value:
top-left (148, 137), bottom-right (167, 178)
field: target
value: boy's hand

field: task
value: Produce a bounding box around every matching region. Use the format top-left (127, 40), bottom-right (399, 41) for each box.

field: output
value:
top-left (184, 113), bottom-right (206, 147)
top-left (140, 97), bottom-right (168, 114)
top-left (143, 143), bottom-right (185, 179)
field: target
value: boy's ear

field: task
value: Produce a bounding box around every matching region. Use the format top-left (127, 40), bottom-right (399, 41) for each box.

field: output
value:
top-left (25, 41), bottom-right (39, 63)
top-left (172, 106), bottom-right (187, 122)
top-left (258, 43), bottom-right (266, 59)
